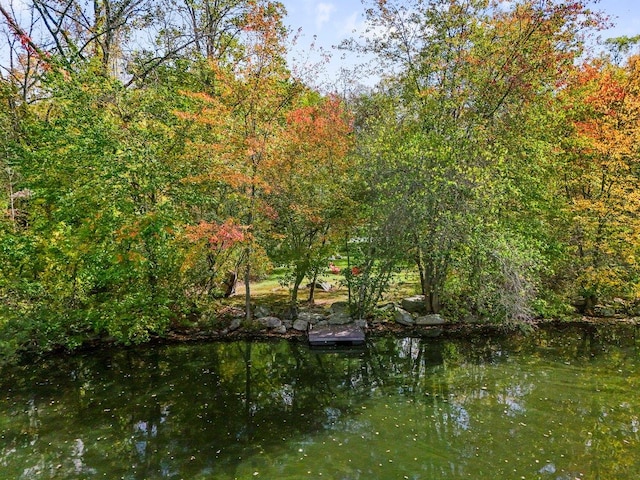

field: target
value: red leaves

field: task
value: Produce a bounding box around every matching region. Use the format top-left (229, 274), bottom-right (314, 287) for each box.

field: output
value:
top-left (284, 96), bottom-right (353, 160)
top-left (185, 219), bottom-right (249, 251)
top-left (0, 4), bottom-right (52, 67)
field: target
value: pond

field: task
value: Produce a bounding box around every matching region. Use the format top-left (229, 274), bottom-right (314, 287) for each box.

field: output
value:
top-left (1, 323), bottom-right (639, 479)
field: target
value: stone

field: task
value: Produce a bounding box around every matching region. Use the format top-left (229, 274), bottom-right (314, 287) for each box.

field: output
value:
top-left (273, 325), bottom-right (287, 334)
top-left (297, 311), bottom-right (326, 324)
top-left (394, 307), bottom-right (415, 326)
top-left (415, 314), bottom-right (445, 326)
top-left (228, 318), bottom-right (242, 331)
top-left (376, 302), bottom-right (396, 311)
top-left (254, 305), bottom-right (271, 318)
top-left (281, 306), bottom-right (298, 320)
top-left (401, 295), bottom-right (427, 314)
top-left (293, 319), bottom-right (309, 331)
top-left (258, 316), bottom-right (283, 329)
top-left (328, 312), bottom-right (352, 325)
top-left (330, 301), bottom-right (349, 314)
top-left (354, 319), bottom-right (368, 329)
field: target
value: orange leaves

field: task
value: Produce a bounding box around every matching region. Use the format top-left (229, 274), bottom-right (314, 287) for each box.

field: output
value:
top-left (282, 96), bottom-right (353, 163)
top-left (242, 0), bottom-right (284, 32)
top-left (235, 0), bottom-right (288, 79)
top-left (565, 58), bottom-right (640, 163)
top-left (287, 97), bottom-right (352, 135)
top-left (289, 203), bottom-right (323, 225)
top-left (175, 90), bottom-right (232, 127)
top-left (171, 0), bottom-right (352, 307)
top-left (558, 55), bottom-right (640, 297)
top-left (185, 219), bottom-right (249, 250)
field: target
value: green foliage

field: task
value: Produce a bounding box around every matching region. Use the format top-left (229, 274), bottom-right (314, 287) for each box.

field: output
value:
top-left (0, 62), bottom-right (196, 358)
top-left (0, 0), bottom-right (634, 364)
top-left (344, 0), bottom-right (603, 321)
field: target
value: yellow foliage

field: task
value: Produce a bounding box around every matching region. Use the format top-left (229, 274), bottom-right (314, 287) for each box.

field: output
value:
top-left (560, 56), bottom-right (640, 298)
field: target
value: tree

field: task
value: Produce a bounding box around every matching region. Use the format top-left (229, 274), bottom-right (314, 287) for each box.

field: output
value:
top-left (177, 0), bottom-right (302, 321)
top-left (558, 55), bottom-right (640, 305)
top-left (0, 59), bottom-right (203, 349)
top-left (345, 0), bottom-right (604, 319)
top-left (265, 94), bottom-right (353, 309)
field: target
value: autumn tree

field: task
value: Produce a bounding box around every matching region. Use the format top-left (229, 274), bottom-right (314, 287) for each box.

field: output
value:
top-left (265, 94), bottom-right (353, 309)
top-left (0, 57), bottom-right (211, 354)
top-left (177, 0), bottom-right (303, 321)
top-left (345, 0), bottom-right (604, 320)
top-left (558, 54), bottom-right (640, 306)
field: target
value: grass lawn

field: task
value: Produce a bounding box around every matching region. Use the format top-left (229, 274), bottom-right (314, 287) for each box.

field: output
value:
top-left (226, 263), bottom-right (422, 312)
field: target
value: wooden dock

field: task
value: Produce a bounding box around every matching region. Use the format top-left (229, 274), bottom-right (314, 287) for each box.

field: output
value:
top-left (308, 324), bottom-right (365, 347)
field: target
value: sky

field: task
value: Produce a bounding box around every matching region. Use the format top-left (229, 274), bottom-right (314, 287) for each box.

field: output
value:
top-left (279, 0), bottom-right (640, 89)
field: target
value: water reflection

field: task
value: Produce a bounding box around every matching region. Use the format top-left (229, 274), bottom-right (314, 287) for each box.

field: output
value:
top-left (0, 324), bottom-right (638, 479)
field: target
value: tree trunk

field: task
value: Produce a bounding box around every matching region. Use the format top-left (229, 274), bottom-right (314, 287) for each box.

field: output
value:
top-left (421, 257), bottom-right (442, 314)
top-left (223, 270), bottom-right (237, 297)
top-left (291, 278), bottom-right (301, 307)
top-left (308, 269), bottom-right (318, 304)
top-left (244, 247), bottom-right (251, 322)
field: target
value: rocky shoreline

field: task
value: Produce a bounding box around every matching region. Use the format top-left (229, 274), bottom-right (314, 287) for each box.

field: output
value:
top-left (163, 295), bottom-right (640, 345)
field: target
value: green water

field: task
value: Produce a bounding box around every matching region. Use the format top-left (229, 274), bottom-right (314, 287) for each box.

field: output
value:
top-left (1, 324), bottom-right (639, 479)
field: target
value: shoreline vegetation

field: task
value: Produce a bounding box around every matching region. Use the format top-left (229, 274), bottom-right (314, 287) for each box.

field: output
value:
top-left (19, 290), bottom-right (640, 366)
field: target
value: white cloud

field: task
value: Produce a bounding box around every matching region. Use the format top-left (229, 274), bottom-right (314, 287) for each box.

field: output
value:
top-left (315, 3), bottom-right (336, 30)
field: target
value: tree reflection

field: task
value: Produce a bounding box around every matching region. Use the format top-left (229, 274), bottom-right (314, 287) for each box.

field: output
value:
top-left (0, 324), bottom-right (638, 478)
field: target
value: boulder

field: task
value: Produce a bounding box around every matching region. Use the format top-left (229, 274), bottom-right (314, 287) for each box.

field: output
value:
top-left (273, 325), bottom-right (287, 334)
top-left (254, 305), bottom-right (271, 319)
top-left (423, 327), bottom-right (443, 338)
top-left (258, 316), bottom-right (283, 329)
top-left (228, 318), bottom-right (242, 331)
top-left (330, 301), bottom-right (349, 314)
top-left (293, 319), bottom-right (309, 331)
top-left (328, 312), bottom-right (352, 325)
top-left (376, 302), bottom-right (395, 311)
top-left (298, 311), bottom-right (326, 324)
top-left (394, 307), bottom-right (415, 326)
top-left (354, 319), bottom-right (368, 329)
top-left (401, 295), bottom-right (427, 314)
top-left (415, 314), bottom-right (445, 326)
top-left (281, 306), bottom-right (298, 320)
